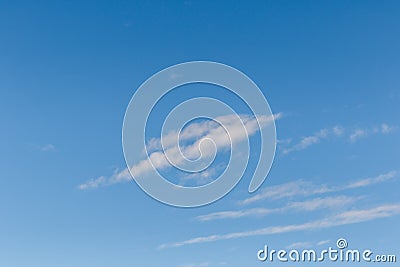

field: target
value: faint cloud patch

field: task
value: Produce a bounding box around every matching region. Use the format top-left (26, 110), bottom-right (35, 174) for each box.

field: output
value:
top-left (280, 123), bottom-right (396, 154)
top-left (282, 126), bottom-right (342, 155)
top-left (30, 143), bottom-right (56, 152)
top-left (160, 204), bottom-right (400, 249)
top-left (349, 123), bottom-right (396, 143)
top-left (286, 241), bottom-right (313, 249)
top-left (77, 176), bottom-right (106, 190)
top-left (286, 239), bottom-right (330, 249)
top-left (317, 240), bottom-right (330, 246)
top-left (179, 164), bottom-right (226, 186)
top-left (349, 129), bottom-right (367, 143)
top-left (198, 195), bottom-right (361, 221)
top-left (240, 171), bottom-right (397, 205)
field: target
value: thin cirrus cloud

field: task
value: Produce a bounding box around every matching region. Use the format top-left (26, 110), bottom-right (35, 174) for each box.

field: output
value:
top-left (349, 123), bottom-right (395, 143)
top-left (240, 170), bottom-right (397, 205)
top-left (281, 127), bottom-right (342, 155)
top-left (78, 119), bottom-right (395, 190)
top-left (285, 239), bottom-right (330, 249)
top-left (31, 143), bottom-right (56, 152)
top-left (40, 144), bottom-right (56, 152)
top-left (281, 123), bottom-right (396, 155)
top-left (78, 113), bottom-right (282, 190)
top-left (285, 241), bottom-right (313, 249)
top-left (189, 170), bottom-right (397, 250)
top-left (178, 163), bottom-right (226, 186)
top-left (196, 195), bottom-right (361, 222)
top-left (316, 239), bottom-right (330, 246)
top-left (286, 195), bottom-right (362, 211)
top-left (192, 171), bottom-right (397, 227)
top-left (159, 203), bottom-right (400, 249)
top-left (196, 207), bottom-right (277, 222)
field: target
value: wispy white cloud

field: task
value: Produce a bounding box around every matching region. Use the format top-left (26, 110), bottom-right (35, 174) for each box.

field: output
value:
top-left (32, 143), bottom-right (56, 152)
top-left (148, 113), bottom-right (282, 153)
top-left (78, 113), bottom-right (282, 190)
top-left (240, 180), bottom-right (328, 205)
top-left (196, 207), bottom-right (277, 222)
top-left (281, 123), bottom-right (396, 154)
top-left (77, 176), bottom-right (106, 190)
top-left (381, 123), bottom-right (395, 134)
top-left (240, 171), bottom-right (397, 205)
top-left (349, 123), bottom-right (396, 143)
top-left (332, 126), bottom-right (345, 136)
top-left (160, 204), bottom-right (400, 249)
top-left (286, 241), bottom-right (313, 249)
top-left (286, 239), bottom-right (330, 249)
top-left (316, 239), bottom-right (330, 246)
top-left (179, 164), bottom-right (226, 186)
top-left (196, 171), bottom-right (394, 222)
top-left (79, 118), bottom-right (396, 190)
top-left (344, 171), bottom-right (397, 189)
top-left (282, 128), bottom-right (332, 155)
top-left (286, 195), bottom-right (362, 211)
top-left (349, 129), bottom-right (367, 143)
top-left (40, 144), bottom-right (56, 152)
top-left (77, 168), bottom-right (132, 190)
top-left (197, 195), bottom-right (360, 221)
top-left (277, 138), bottom-right (292, 145)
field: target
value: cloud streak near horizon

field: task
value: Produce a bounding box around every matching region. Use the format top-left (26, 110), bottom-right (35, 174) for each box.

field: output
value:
top-left (159, 203), bottom-right (400, 249)
top-left (196, 195), bottom-right (361, 222)
top-left (194, 170), bottom-right (397, 222)
top-left (159, 169), bottom-right (400, 249)
top-left (240, 170), bottom-right (397, 206)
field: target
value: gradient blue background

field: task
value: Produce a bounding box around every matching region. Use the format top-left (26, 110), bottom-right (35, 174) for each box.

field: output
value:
top-left (1, 1), bottom-right (399, 266)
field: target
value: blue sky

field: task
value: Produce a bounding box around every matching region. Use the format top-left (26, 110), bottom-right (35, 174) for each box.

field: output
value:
top-left (1, 1), bottom-right (400, 266)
